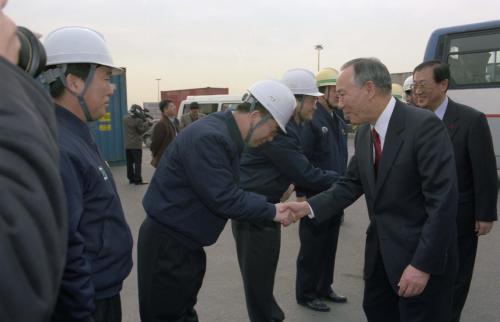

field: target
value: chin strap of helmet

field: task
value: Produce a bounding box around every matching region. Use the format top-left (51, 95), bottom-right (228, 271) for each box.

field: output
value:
top-left (295, 95), bottom-right (306, 123)
top-left (241, 93), bottom-right (271, 145)
top-left (320, 86), bottom-right (336, 110)
top-left (38, 63), bottom-right (97, 122)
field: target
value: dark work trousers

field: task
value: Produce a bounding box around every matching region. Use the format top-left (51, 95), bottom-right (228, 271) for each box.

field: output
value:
top-left (126, 149), bottom-right (143, 183)
top-left (231, 220), bottom-right (285, 322)
top-left (94, 293), bottom-right (122, 322)
top-left (296, 213), bottom-right (342, 302)
top-left (362, 251), bottom-right (457, 322)
top-left (137, 218), bottom-right (206, 322)
top-left (451, 234), bottom-right (478, 322)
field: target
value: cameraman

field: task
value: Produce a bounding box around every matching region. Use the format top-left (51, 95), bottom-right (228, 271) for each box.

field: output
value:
top-left (0, 1), bottom-right (67, 321)
top-left (123, 104), bottom-right (151, 185)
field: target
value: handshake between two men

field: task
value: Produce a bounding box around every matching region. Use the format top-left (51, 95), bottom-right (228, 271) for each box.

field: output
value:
top-left (273, 201), bottom-right (311, 227)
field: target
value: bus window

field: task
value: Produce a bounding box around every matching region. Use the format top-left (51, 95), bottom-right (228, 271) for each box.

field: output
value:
top-left (446, 30), bottom-right (500, 87)
top-left (425, 21), bottom-right (500, 170)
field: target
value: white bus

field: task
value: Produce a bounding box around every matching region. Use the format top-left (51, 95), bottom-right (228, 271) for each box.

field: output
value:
top-left (424, 20), bottom-right (500, 169)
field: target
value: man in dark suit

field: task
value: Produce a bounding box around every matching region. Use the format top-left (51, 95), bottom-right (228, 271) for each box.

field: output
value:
top-left (283, 57), bottom-right (459, 322)
top-left (413, 60), bottom-right (497, 322)
top-left (150, 99), bottom-right (179, 168)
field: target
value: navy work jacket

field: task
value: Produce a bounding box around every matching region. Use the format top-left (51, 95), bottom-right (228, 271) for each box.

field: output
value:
top-left (53, 106), bottom-right (133, 322)
top-left (143, 111), bottom-right (275, 249)
top-left (240, 118), bottom-right (337, 203)
top-left (299, 104), bottom-right (348, 198)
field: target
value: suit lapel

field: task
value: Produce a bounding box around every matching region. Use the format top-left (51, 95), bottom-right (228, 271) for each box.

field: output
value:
top-left (375, 102), bottom-right (405, 193)
top-left (442, 99), bottom-right (459, 140)
top-left (357, 125), bottom-right (377, 194)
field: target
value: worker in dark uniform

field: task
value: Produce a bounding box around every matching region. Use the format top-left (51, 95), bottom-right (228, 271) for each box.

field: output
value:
top-left (0, 2), bottom-right (67, 320)
top-left (137, 79), bottom-right (297, 322)
top-left (296, 67), bottom-right (349, 313)
top-left (232, 68), bottom-right (338, 322)
top-left (40, 26), bottom-right (133, 322)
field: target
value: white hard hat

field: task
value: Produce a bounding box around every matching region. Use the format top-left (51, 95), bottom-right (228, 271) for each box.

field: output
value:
top-left (247, 80), bottom-right (296, 133)
top-left (43, 26), bottom-right (122, 74)
top-left (281, 68), bottom-right (324, 97)
top-left (403, 75), bottom-right (413, 91)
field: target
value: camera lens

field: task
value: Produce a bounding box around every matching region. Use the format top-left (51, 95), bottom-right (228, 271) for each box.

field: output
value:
top-left (16, 26), bottom-right (46, 78)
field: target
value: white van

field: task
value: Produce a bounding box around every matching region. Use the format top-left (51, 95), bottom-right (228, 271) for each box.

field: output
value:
top-left (177, 95), bottom-right (243, 119)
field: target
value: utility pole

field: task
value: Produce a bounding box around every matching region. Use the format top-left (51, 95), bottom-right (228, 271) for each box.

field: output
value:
top-left (155, 78), bottom-right (161, 102)
top-left (314, 44), bottom-right (323, 72)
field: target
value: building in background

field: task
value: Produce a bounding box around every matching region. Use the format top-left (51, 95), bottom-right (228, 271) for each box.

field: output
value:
top-left (391, 72), bottom-right (413, 86)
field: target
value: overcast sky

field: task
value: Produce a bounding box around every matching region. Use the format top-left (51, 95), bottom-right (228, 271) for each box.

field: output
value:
top-left (5, 0), bottom-right (500, 105)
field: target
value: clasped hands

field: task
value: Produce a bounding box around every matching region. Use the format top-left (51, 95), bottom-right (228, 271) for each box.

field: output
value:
top-left (273, 201), bottom-right (311, 227)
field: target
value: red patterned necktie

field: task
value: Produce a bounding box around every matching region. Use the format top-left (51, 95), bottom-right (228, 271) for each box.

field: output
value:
top-left (372, 128), bottom-right (381, 173)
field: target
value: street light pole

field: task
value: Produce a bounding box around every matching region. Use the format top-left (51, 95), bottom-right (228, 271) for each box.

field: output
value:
top-left (155, 78), bottom-right (161, 102)
top-left (314, 44), bottom-right (323, 72)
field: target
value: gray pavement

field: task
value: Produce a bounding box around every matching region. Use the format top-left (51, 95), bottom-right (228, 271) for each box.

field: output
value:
top-left (115, 144), bottom-right (500, 322)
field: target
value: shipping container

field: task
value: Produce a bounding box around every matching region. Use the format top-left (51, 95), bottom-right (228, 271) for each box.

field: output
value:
top-left (89, 70), bottom-right (128, 165)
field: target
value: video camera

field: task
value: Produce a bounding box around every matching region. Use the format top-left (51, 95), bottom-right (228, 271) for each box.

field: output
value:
top-left (16, 27), bottom-right (46, 78)
top-left (130, 104), bottom-right (153, 124)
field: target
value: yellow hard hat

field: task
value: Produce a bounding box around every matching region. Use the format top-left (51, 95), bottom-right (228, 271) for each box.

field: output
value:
top-left (391, 83), bottom-right (403, 100)
top-left (316, 68), bottom-right (339, 87)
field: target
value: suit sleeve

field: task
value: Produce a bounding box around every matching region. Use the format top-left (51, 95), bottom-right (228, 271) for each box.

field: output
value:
top-left (260, 133), bottom-right (338, 193)
top-left (52, 152), bottom-right (95, 322)
top-left (150, 122), bottom-right (166, 156)
top-left (309, 155), bottom-right (364, 223)
top-left (183, 136), bottom-right (275, 221)
top-left (468, 113), bottom-right (498, 221)
top-left (308, 130), bottom-right (365, 224)
top-left (411, 116), bottom-right (458, 274)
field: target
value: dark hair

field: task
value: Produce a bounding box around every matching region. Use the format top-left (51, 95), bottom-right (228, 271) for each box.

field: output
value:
top-left (48, 63), bottom-right (92, 98)
top-left (189, 102), bottom-right (200, 110)
top-left (159, 99), bottom-right (173, 112)
top-left (341, 57), bottom-right (392, 95)
top-left (413, 60), bottom-right (450, 89)
top-left (235, 102), bottom-right (270, 117)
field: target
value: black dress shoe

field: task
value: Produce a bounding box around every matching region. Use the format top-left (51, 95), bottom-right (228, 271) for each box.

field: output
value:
top-left (298, 299), bottom-right (330, 312)
top-left (134, 181), bottom-right (148, 185)
top-left (322, 290), bottom-right (347, 303)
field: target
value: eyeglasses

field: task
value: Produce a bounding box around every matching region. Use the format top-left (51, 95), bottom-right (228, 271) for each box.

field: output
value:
top-left (411, 81), bottom-right (439, 92)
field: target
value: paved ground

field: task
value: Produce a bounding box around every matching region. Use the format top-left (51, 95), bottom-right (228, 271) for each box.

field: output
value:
top-left (115, 140), bottom-right (500, 322)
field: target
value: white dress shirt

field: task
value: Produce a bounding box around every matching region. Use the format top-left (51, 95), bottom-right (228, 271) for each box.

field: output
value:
top-left (434, 96), bottom-right (448, 120)
top-left (371, 96), bottom-right (396, 153)
top-left (306, 97), bottom-right (397, 218)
